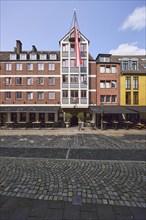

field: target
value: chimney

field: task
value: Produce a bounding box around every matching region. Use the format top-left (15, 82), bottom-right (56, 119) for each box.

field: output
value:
top-left (32, 45), bottom-right (37, 52)
top-left (16, 40), bottom-right (22, 53)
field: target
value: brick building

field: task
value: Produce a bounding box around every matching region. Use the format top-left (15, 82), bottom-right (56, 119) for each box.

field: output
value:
top-left (0, 24), bottom-right (146, 128)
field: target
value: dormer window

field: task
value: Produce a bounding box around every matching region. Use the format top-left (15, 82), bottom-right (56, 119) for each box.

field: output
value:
top-left (122, 60), bottom-right (129, 70)
top-left (50, 54), bottom-right (57, 60)
top-left (40, 54), bottom-right (47, 60)
top-left (20, 54), bottom-right (27, 60)
top-left (10, 54), bottom-right (17, 60)
top-left (30, 53), bottom-right (37, 60)
top-left (99, 57), bottom-right (110, 62)
top-left (131, 61), bottom-right (138, 70)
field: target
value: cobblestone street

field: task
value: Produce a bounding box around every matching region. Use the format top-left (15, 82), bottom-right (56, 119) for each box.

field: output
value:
top-left (0, 129), bottom-right (146, 219)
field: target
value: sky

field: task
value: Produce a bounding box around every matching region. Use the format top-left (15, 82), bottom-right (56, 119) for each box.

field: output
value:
top-left (0, 0), bottom-right (146, 58)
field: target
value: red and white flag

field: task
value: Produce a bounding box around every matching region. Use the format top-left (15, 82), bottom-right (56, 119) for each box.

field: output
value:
top-left (74, 23), bottom-right (82, 67)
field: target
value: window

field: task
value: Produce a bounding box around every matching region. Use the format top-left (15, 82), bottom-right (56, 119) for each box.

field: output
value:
top-left (133, 77), bottom-right (138, 89)
top-left (70, 60), bottom-right (75, 67)
top-left (126, 92), bottom-right (131, 105)
top-left (10, 54), bottom-right (16, 60)
top-left (38, 63), bottom-right (44, 70)
top-left (16, 63), bottom-right (22, 71)
top-left (5, 77), bottom-right (12, 85)
top-left (122, 61), bottom-right (129, 70)
top-left (48, 77), bottom-right (55, 85)
top-left (100, 66), bottom-right (105, 73)
top-left (16, 92), bottom-right (22, 99)
top-left (105, 81), bottom-right (110, 88)
top-left (71, 90), bottom-right (78, 97)
top-left (27, 77), bottom-right (33, 85)
top-left (62, 75), bottom-right (68, 83)
top-left (99, 57), bottom-right (110, 62)
top-left (106, 95), bottom-right (111, 103)
top-left (81, 59), bottom-right (87, 67)
top-left (100, 95), bottom-right (105, 103)
top-left (27, 63), bottom-right (33, 71)
top-left (70, 75), bottom-right (78, 83)
top-left (81, 90), bottom-right (86, 98)
top-left (48, 113), bottom-right (54, 121)
top-left (6, 63), bottom-right (12, 71)
top-left (126, 77), bottom-right (131, 89)
top-left (38, 77), bottom-right (44, 85)
top-left (131, 61), bottom-right (138, 70)
top-left (81, 75), bottom-right (87, 83)
top-left (50, 54), bottom-right (57, 60)
top-left (100, 81), bottom-right (105, 88)
top-left (62, 90), bottom-right (68, 97)
top-left (11, 113), bottom-right (17, 122)
top-left (62, 44), bottom-right (68, 51)
top-left (133, 92), bottom-right (138, 104)
top-left (111, 66), bottom-right (116, 73)
top-left (16, 77), bottom-right (22, 85)
top-left (48, 92), bottom-right (55, 99)
top-left (40, 54), bottom-right (47, 60)
top-left (20, 113), bottom-right (26, 122)
top-left (30, 53), bottom-right (37, 60)
top-left (70, 44), bottom-right (75, 52)
top-left (106, 66), bottom-right (110, 73)
top-left (62, 60), bottom-right (68, 67)
top-left (48, 63), bottom-right (55, 70)
top-left (112, 95), bottom-right (116, 103)
top-left (5, 92), bottom-right (11, 99)
top-left (20, 54), bottom-right (27, 60)
top-left (80, 44), bottom-right (87, 51)
top-left (37, 92), bottom-right (44, 99)
top-left (111, 81), bottom-right (116, 88)
top-left (27, 92), bottom-right (33, 100)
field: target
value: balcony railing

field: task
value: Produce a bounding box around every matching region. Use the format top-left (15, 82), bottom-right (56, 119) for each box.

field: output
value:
top-left (70, 67), bottom-right (79, 73)
top-left (62, 51), bottom-right (69, 57)
top-left (62, 67), bottom-right (69, 73)
top-left (62, 83), bottom-right (69, 88)
top-left (81, 83), bottom-right (87, 88)
top-left (70, 83), bottom-right (79, 88)
top-left (70, 97), bottom-right (79, 104)
top-left (80, 98), bottom-right (87, 104)
top-left (62, 98), bottom-right (69, 104)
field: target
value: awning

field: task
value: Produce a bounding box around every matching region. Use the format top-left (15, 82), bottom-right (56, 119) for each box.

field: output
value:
top-left (0, 106), bottom-right (60, 113)
top-left (125, 106), bottom-right (146, 113)
top-left (89, 106), bottom-right (140, 114)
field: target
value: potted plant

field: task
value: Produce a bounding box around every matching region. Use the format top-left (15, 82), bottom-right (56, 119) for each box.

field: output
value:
top-left (65, 113), bottom-right (72, 128)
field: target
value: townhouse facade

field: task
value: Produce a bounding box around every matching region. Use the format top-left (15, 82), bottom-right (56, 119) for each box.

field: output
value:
top-left (0, 27), bottom-right (146, 127)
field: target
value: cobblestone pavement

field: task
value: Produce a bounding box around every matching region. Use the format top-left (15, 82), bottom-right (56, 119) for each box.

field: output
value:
top-left (0, 129), bottom-right (146, 219)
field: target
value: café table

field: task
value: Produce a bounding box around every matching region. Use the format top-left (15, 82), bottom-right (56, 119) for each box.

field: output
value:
top-left (5, 121), bottom-right (14, 129)
top-left (123, 121), bottom-right (133, 130)
top-left (17, 121), bottom-right (27, 129)
top-left (103, 121), bottom-right (108, 130)
top-left (112, 121), bottom-right (119, 130)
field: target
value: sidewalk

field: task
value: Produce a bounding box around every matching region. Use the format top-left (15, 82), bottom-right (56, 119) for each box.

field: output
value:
top-left (0, 195), bottom-right (146, 220)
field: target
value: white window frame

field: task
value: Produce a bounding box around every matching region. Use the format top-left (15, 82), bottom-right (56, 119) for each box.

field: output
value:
top-left (48, 63), bottom-right (55, 71)
top-left (48, 77), bottom-right (55, 85)
top-left (48, 92), bottom-right (55, 99)
top-left (5, 92), bottom-right (11, 99)
top-left (106, 95), bottom-right (111, 103)
top-left (37, 92), bottom-right (44, 99)
top-left (111, 66), bottom-right (116, 73)
top-left (16, 63), bottom-right (22, 71)
top-left (100, 81), bottom-right (105, 88)
top-left (27, 63), bottom-right (33, 71)
top-left (10, 54), bottom-right (16, 60)
top-left (30, 53), bottom-right (37, 60)
top-left (27, 77), bottom-right (33, 85)
top-left (100, 66), bottom-right (105, 73)
top-left (20, 54), bottom-right (27, 60)
top-left (38, 77), bottom-right (44, 85)
top-left (40, 54), bottom-right (47, 60)
top-left (6, 63), bottom-right (12, 71)
top-left (27, 92), bottom-right (33, 100)
top-left (50, 54), bottom-right (57, 60)
top-left (5, 77), bottom-right (12, 85)
top-left (16, 77), bottom-right (22, 85)
top-left (16, 92), bottom-right (22, 99)
top-left (38, 63), bottom-right (44, 71)
top-left (111, 81), bottom-right (116, 88)
top-left (111, 95), bottom-right (116, 103)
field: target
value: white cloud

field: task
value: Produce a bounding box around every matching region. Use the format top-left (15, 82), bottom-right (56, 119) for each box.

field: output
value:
top-left (120, 6), bottom-right (146, 31)
top-left (109, 43), bottom-right (146, 55)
